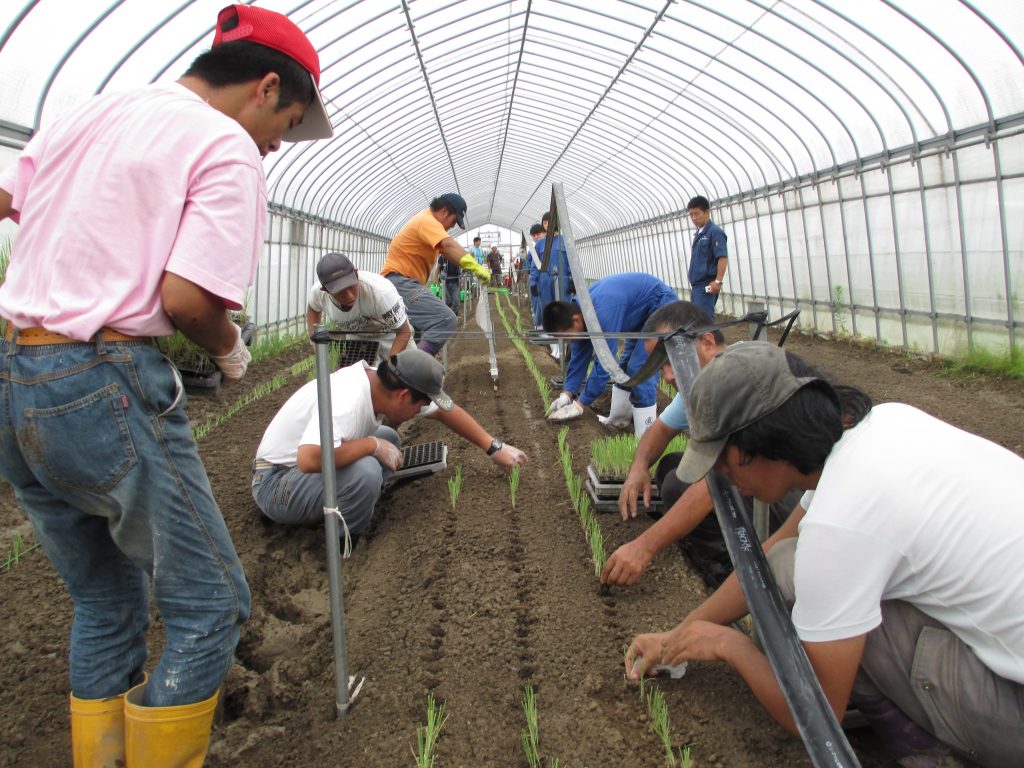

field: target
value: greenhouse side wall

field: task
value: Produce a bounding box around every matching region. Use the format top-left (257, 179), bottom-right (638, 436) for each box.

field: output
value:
top-left (251, 207), bottom-right (389, 340)
top-left (576, 132), bottom-right (1023, 360)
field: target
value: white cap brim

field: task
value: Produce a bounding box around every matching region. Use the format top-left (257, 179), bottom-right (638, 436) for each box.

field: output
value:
top-left (283, 75), bottom-right (333, 142)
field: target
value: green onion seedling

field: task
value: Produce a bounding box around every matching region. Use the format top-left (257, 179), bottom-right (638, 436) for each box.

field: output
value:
top-left (509, 465), bottom-right (521, 509)
top-left (588, 516), bottom-right (606, 578)
top-left (447, 465), bottom-right (463, 510)
top-left (412, 693), bottom-right (447, 768)
top-left (4, 535), bottom-right (23, 570)
top-left (521, 683), bottom-right (540, 768)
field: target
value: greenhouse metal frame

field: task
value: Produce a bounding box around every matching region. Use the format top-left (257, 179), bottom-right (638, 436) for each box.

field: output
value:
top-left (1, 0), bottom-right (1021, 358)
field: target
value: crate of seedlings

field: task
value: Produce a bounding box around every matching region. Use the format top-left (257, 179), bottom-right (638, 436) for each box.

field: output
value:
top-left (587, 434), bottom-right (662, 513)
top-left (586, 433), bottom-right (688, 514)
top-left (157, 331), bottom-right (222, 396)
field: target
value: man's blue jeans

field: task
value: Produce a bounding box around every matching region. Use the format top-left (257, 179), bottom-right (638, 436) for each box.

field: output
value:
top-left (0, 337), bottom-right (250, 706)
top-left (443, 279), bottom-right (461, 316)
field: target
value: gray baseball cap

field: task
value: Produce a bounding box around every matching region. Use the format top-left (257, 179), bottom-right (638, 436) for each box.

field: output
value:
top-left (387, 349), bottom-right (453, 412)
top-left (675, 342), bottom-right (830, 483)
top-left (317, 253), bottom-right (358, 294)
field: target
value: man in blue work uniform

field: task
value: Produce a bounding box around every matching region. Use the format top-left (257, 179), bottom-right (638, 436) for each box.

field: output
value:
top-left (538, 210), bottom-right (574, 304)
top-left (526, 224), bottom-right (546, 329)
top-left (533, 212), bottom-right (575, 359)
top-left (541, 272), bottom-right (678, 436)
top-left (686, 195), bottom-right (728, 319)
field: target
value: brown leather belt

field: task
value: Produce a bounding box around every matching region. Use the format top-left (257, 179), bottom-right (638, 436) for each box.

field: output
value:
top-left (4, 325), bottom-right (144, 346)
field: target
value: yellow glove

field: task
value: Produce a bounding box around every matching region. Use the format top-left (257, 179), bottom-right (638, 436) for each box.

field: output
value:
top-left (459, 254), bottom-right (491, 282)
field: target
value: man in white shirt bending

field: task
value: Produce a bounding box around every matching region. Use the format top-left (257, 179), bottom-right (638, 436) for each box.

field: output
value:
top-left (306, 252), bottom-right (412, 360)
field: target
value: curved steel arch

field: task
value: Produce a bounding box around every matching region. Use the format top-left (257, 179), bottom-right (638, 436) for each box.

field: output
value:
top-left (32, 2), bottom-right (127, 130)
top-left (3, 0), bottom-right (1022, 245)
top-left (505, 19), bottom-right (831, 195)
top-left (751, 0), bottom-right (920, 150)
top-left (521, 37), bottom-right (801, 189)
top-left (811, 1), bottom-right (955, 139)
top-left (883, 0), bottom-right (994, 127)
top-left (94, 1), bottom-right (194, 95)
top-left (654, 16), bottom-right (851, 168)
top-left (511, 1), bottom-right (677, 221)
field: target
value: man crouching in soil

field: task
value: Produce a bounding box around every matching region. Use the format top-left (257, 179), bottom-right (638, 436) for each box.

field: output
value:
top-left (626, 342), bottom-right (1024, 768)
top-left (253, 349), bottom-right (527, 545)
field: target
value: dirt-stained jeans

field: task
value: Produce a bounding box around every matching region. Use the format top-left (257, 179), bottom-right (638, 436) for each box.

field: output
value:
top-left (0, 337), bottom-right (250, 706)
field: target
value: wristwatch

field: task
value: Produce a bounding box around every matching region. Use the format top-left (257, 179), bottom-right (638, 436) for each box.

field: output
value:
top-left (486, 438), bottom-right (504, 456)
top-left (713, 279), bottom-right (723, 285)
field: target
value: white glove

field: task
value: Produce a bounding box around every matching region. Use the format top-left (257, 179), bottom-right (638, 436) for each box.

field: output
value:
top-left (597, 413), bottom-right (632, 429)
top-left (547, 393), bottom-right (572, 414)
top-left (491, 444), bottom-right (527, 469)
top-left (372, 437), bottom-right (403, 471)
top-left (548, 400), bottom-right (584, 422)
top-left (211, 325), bottom-right (251, 383)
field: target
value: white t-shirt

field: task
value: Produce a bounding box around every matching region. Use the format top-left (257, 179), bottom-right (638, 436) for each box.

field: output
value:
top-left (256, 362), bottom-right (381, 467)
top-left (255, 361), bottom-right (437, 466)
top-left (792, 403), bottom-right (1024, 683)
top-left (307, 270), bottom-right (407, 335)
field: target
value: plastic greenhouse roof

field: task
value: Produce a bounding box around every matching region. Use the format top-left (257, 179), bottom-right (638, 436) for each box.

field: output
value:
top-left (2, 0), bottom-right (1022, 239)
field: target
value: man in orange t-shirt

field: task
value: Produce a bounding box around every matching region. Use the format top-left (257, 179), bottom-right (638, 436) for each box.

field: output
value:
top-left (381, 193), bottom-right (490, 356)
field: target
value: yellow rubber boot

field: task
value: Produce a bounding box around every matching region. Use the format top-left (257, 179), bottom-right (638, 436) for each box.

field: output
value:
top-left (70, 691), bottom-right (126, 768)
top-left (124, 681), bottom-right (219, 768)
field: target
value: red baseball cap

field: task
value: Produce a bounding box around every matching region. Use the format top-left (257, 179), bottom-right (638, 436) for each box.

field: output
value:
top-left (213, 4), bottom-right (333, 142)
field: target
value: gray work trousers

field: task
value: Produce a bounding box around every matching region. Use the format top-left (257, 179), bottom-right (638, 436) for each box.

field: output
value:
top-left (768, 538), bottom-right (1024, 768)
top-left (251, 426), bottom-right (400, 538)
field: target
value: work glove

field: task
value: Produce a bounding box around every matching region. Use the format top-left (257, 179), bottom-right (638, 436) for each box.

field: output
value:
top-left (372, 437), bottom-right (403, 471)
top-left (211, 324), bottom-right (251, 383)
top-left (548, 400), bottom-right (584, 422)
top-left (596, 386), bottom-right (632, 428)
top-left (530, 284), bottom-right (539, 297)
top-left (458, 254), bottom-right (491, 283)
top-left (597, 413), bottom-right (632, 429)
top-left (491, 444), bottom-right (527, 469)
top-left (547, 393), bottom-right (572, 415)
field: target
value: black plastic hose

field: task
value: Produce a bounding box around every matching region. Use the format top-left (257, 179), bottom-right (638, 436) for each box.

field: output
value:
top-left (706, 472), bottom-right (861, 768)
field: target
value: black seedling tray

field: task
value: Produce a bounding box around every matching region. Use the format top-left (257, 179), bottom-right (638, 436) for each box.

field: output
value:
top-left (334, 339), bottom-right (381, 368)
top-left (387, 441), bottom-right (447, 484)
top-left (585, 465), bottom-right (663, 514)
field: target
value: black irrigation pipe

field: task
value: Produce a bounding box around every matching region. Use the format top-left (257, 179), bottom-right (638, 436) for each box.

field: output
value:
top-left (706, 473), bottom-right (861, 768)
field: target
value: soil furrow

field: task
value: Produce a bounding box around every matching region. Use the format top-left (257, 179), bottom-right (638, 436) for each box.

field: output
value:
top-left (5, 299), bottom-right (1021, 766)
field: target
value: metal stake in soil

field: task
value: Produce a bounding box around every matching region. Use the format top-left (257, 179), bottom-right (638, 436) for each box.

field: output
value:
top-left (312, 325), bottom-right (364, 716)
top-left (474, 286), bottom-right (499, 388)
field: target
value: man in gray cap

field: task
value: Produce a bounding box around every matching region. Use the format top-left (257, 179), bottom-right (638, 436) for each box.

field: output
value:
top-left (381, 193), bottom-right (492, 356)
top-left (252, 349), bottom-right (527, 546)
top-left (306, 252), bottom-right (412, 360)
top-left (625, 342), bottom-right (1024, 768)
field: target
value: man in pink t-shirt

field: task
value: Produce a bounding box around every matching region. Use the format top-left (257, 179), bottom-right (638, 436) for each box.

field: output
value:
top-left (0, 5), bottom-right (331, 766)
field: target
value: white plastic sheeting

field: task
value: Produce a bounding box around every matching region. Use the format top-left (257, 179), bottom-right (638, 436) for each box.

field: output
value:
top-left (1, 1), bottom-right (1022, 355)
